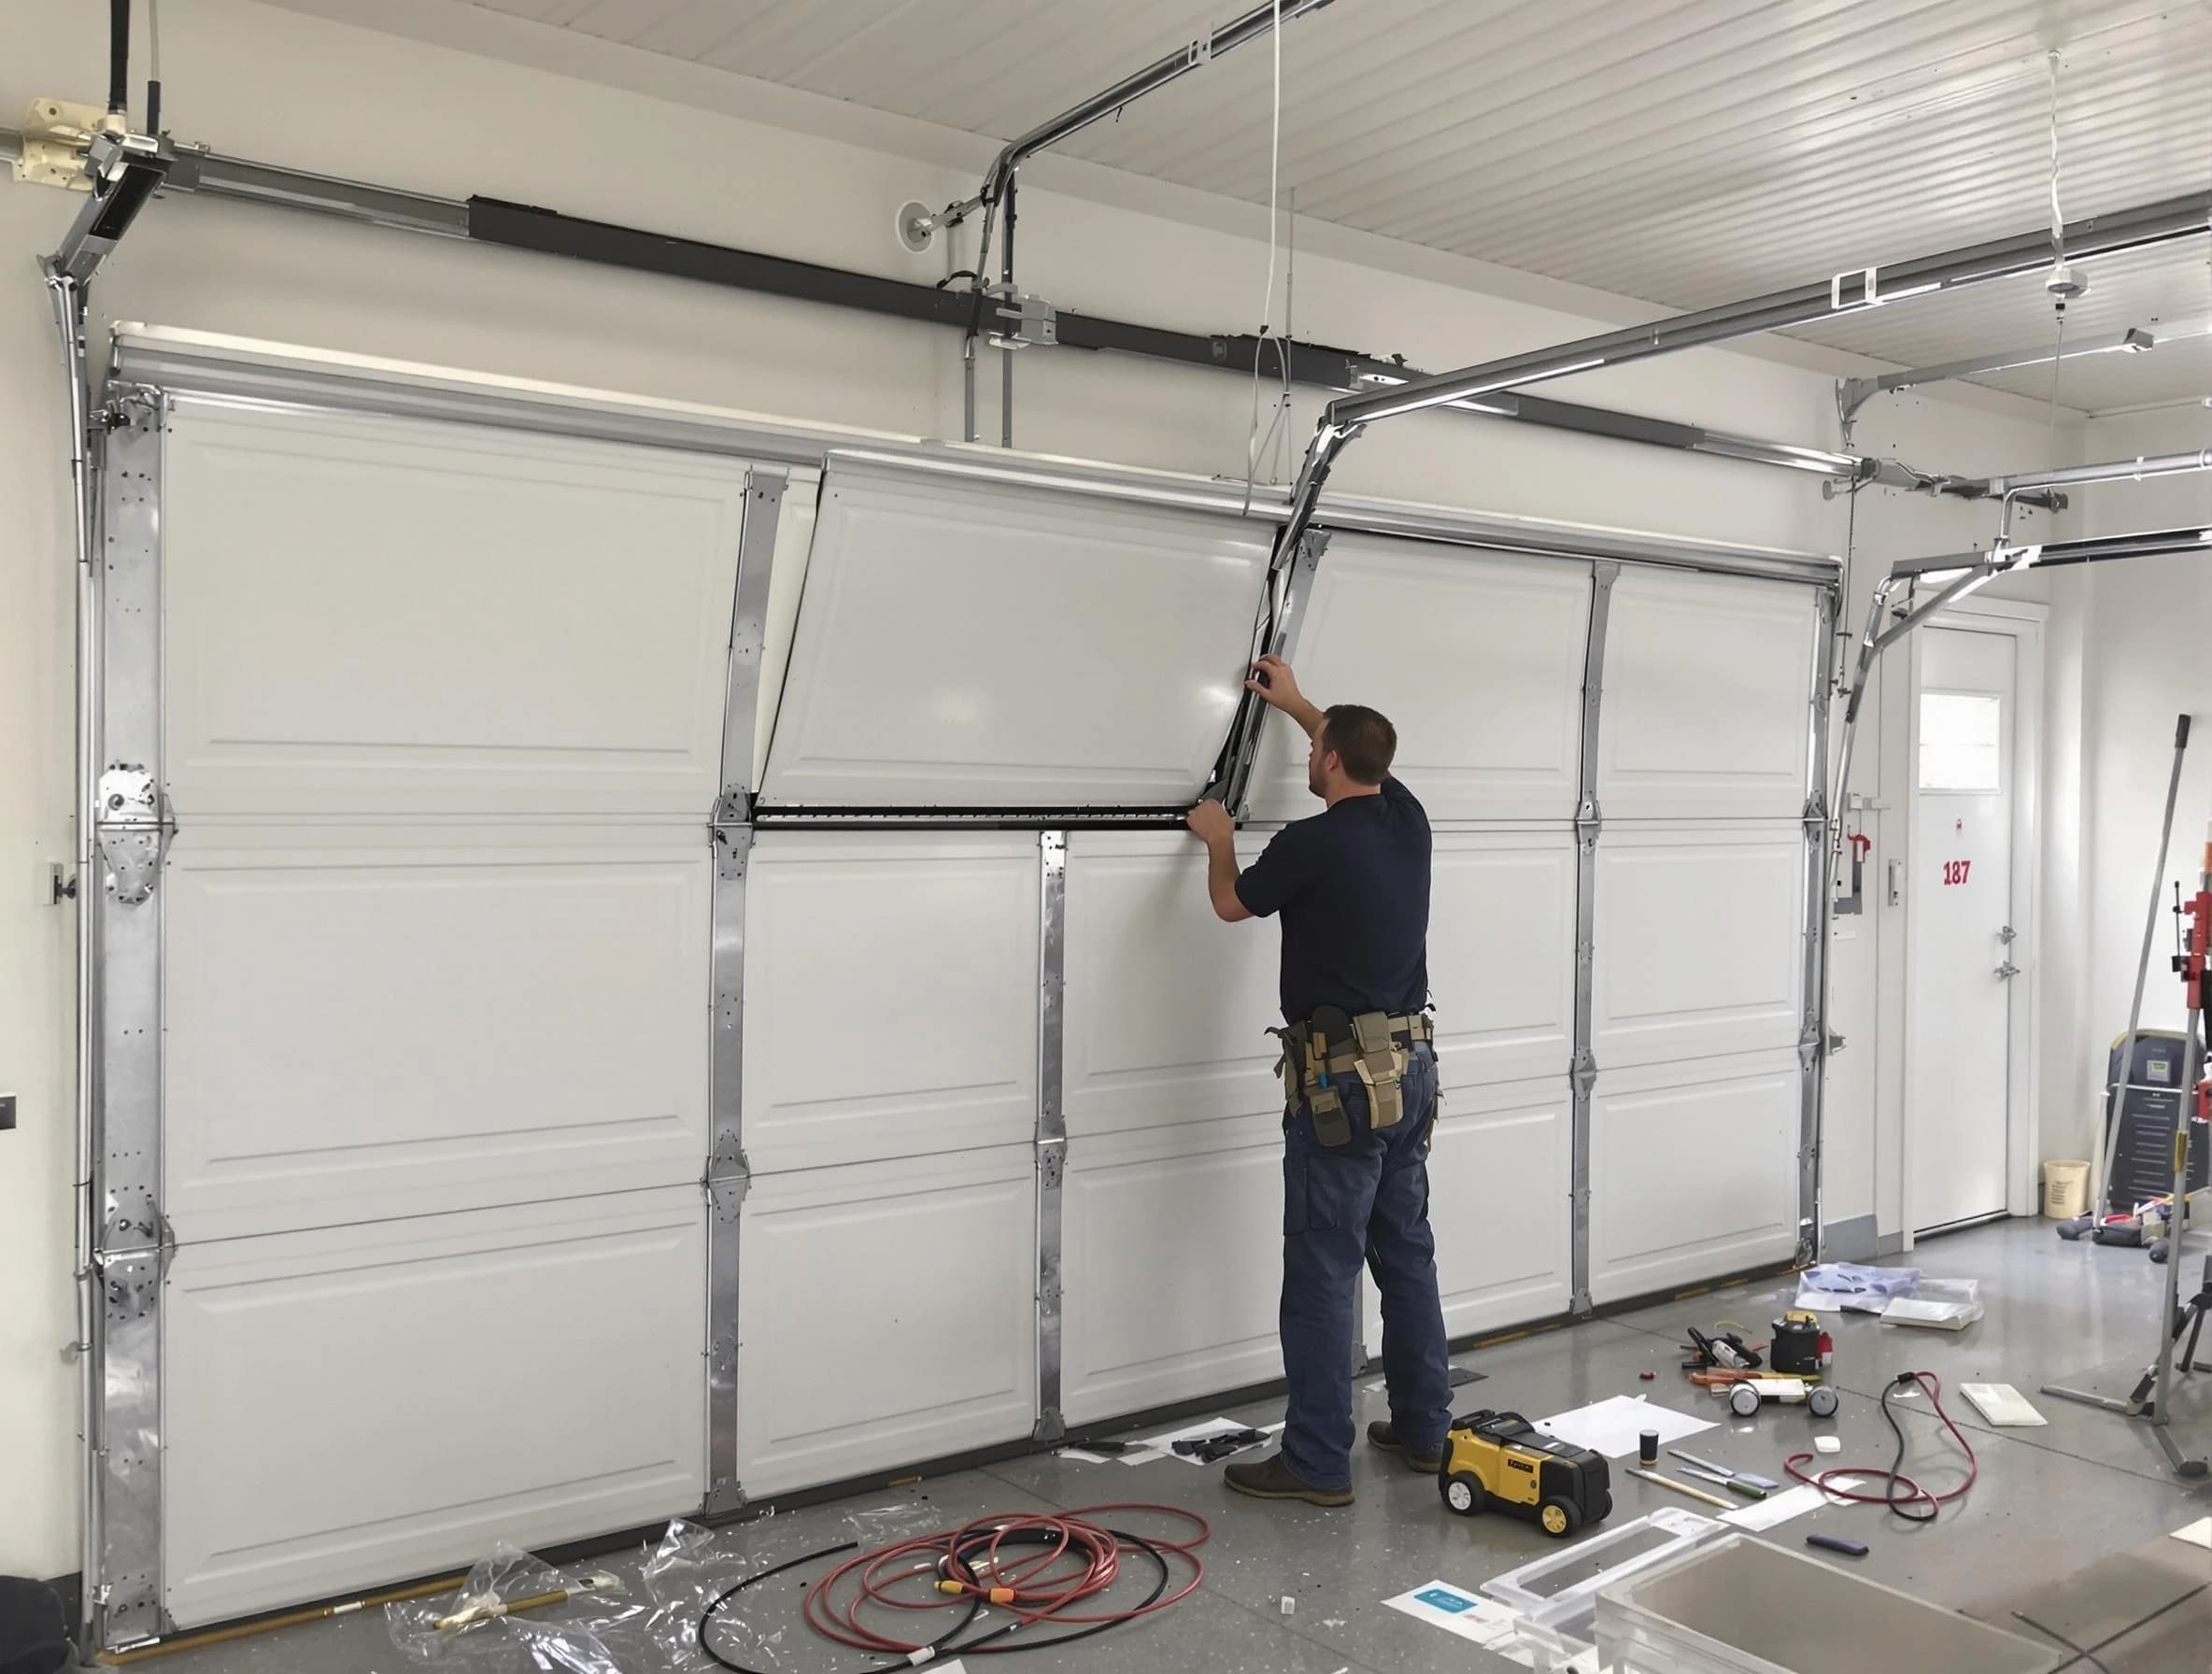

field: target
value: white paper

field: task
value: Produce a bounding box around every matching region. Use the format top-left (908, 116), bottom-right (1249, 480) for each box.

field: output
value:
top-left (1960, 1383), bottom-right (2047, 1426)
top-left (1534, 1394), bottom-right (1715, 1458)
top-left (2171, 1517), bottom-right (2212, 1550)
top-left (1718, 1475), bottom-right (1865, 1530)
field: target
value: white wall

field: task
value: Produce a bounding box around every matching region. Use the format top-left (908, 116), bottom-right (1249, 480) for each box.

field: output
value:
top-left (0, 0), bottom-right (2081, 1578)
top-left (2054, 403), bottom-right (2212, 1169)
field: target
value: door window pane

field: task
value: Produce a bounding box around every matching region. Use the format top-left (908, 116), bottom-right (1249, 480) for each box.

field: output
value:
top-left (1919, 691), bottom-right (2001, 791)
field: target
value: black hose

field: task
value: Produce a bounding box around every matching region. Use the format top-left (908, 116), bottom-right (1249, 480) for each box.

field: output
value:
top-left (1879, 1377), bottom-right (1937, 1524)
top-left (108, 0), bottom-right (131, 116)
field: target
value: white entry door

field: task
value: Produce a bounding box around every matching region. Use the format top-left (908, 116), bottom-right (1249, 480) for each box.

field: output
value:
top-left (1907, 623), bottom-right (2021, 1232)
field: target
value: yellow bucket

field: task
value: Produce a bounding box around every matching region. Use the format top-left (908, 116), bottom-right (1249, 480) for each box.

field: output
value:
top-left (2041, 1159), bottom-right (2091, 1220)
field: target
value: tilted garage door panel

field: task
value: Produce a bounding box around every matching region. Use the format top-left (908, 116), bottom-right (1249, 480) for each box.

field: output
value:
top-left (162, 1189), bottom-right (704, 1628)
top-left (1249, 537), bottom-right (1590, 824)
top-left (743, 833), bottom-right (1040, 1171)
top-left (162, 400), bottom-right (746, 819)
top-left (162, 828), bottom-right (710, 1241)
top-left (1597, 570), bottom-right (1817, 820)
top-left (737, 1148), bottom-right (1038, 1495)
top-left (759, 461), bottom-right (1268, 807)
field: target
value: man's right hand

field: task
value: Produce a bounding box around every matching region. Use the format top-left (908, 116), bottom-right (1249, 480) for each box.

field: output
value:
top-left (1246, 654), bottom-right (1304, 713)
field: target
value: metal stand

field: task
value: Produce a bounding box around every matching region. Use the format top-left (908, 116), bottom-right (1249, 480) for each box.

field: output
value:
top-left (2044, 771), bottom-right (2212, 1476)
top-left (2078, 716), bottom-right (2189, 1235)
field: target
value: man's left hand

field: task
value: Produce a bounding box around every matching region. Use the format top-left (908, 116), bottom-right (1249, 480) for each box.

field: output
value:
top-left (1185, 799), bottom-right (1234, 844)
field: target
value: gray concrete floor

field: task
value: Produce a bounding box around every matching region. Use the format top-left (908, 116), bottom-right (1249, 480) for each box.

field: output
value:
top-left (144, 1218), bottom-right (2212, 1672)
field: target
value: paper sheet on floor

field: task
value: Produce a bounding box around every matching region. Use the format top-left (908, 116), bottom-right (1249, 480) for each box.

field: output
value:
top-left (1382, 1583), bottom-right (1597, 1672)
top-left (1533, 1394), bottom-right (1714, 1458)
top-left (2171, 1517), bottom-right (2212, 1549)
top-left (1719, 1475), bottom-right (1867, 1531)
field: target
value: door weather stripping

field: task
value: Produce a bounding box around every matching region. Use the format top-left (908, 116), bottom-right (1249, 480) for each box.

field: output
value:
top-left (1, 121), bottom-right (2031, 501)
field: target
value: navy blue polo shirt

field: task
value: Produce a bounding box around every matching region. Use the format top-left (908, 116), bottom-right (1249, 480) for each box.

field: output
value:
top-left (1232, 775), bottom-right (1431, 1023)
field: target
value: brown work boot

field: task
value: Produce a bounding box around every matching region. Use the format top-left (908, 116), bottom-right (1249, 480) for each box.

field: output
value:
top-left (1366, 1421), bottom-right (1442, 1473)
top-left (1223, 1454), bottom-right (1354, 1507)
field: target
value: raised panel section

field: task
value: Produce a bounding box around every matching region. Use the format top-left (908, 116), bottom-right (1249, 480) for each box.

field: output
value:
top-left (1430, 831), bottom-right (1576, 1090)
top-left (1597, 570), bottom-right (1817, 820)
top-left (1425, 1080), bottom-right (1574, 1339)
top-left (737, 1149), bottom-right (1037, 1494)
top-left (163, 827), bottom-right (710, 1241)
top-left (1587, 1053), bottom-right (1801, 1304)
top-left (1591, 822), bottom-right (1806, 1071)
top-left (1062, 832), bottom-right (1280, 1139)
top-left (1062, 1115), bottom-right (1283, 1422)
top-left (163, 400), bottom-right (746, 818)
top-left (1250, 537), bottom-right (1590, 823)
top-left (743, 833), bottom-right (1039, 1170)
top-left (163, 1189), bottom-right (704, 1627)
top-left (759, 461), bottom-right (1268, 807)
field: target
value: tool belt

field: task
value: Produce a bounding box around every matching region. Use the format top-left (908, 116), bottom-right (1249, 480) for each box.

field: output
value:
top-left (1269, 1007), bottom-right (1434, 1147)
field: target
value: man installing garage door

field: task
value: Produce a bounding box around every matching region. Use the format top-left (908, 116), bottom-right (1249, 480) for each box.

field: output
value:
top-left (1184, 655), bottom-right (1451, 1506)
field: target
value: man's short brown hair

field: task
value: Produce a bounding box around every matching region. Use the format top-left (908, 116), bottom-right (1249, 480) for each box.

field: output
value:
top-left (1320, 704), bottom-right (1397, 785)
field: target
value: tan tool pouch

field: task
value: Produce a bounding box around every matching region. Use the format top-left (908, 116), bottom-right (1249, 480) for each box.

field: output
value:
top-left (1348, 1010), bottom-right (1409, 1129)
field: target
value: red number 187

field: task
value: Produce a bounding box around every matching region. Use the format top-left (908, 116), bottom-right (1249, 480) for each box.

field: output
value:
top-left (1941, 858), bottom-right (1972, 886)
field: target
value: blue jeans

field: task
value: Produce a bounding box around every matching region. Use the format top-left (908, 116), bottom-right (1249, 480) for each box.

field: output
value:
top-left (1280, 1043), bottom-right (1451, 1489)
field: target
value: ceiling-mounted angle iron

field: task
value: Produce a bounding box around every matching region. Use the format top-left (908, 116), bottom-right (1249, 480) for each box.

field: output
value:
top-left (1836, 326), bottom-right (2155, 439)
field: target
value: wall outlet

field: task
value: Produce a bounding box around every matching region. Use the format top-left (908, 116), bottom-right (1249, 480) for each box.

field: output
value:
top-left (0, 1095), bottom-right (15, 1130)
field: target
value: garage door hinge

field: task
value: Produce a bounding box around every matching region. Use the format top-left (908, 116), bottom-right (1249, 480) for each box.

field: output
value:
top-left (1038, 1141), bottom-right (1066, 1191)
top-left (712, 813), bottom-right (754, 860)
top-left (1569, 1051), bottom-right (1598, 1099)
top-left (1032, 1409), bottom-right (1066, 1444)
top-left (95, 767), bottom-right (174, 906)
top-left (707, 1162), bottom-right (751, 1222)
top-left (1575, 800), bottom-right (1602, 837)
top-left (103, 382), bottom-right (167, 430)
top-left (1802, 793), bottom-right (1828, 825)
top-left (1796, 1029), bottom-right (1820, 1071)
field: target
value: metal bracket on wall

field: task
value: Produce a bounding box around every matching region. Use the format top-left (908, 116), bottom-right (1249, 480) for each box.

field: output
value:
top-left (1033, 832), bottom-right (1068, 1445)
top-left (94, 767), bottom-right (172, 905)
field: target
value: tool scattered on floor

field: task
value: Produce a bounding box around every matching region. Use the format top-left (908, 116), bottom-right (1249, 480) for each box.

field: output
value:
top-left (1806, 1533), bottom-right (1868, 1557)
top-left (1172, 1426), bottom-right (1268, 1464)
top-left (435, 1571), bottom-right (621, 1631)
top-left (696, 1503), bottom-right (1210, 1672)
top-left (100, 1572), bottom-right (475, 1665)
top-left (1638, 1429), bottom-right (1659, 1466)
top-left (1767, 1310), bottom-right (1831, 1375)
top-left (1673, 1465), bottom-right (1766, 1500)
top-left (1723, 1377), bottom-right (1841, 1418)
top-left (1439, 1409), bottom-right (1614, 1537)
top-left (1627, 1467), bottom-right (1733, 1511)
top-left (1667, 1451), bottom-right (1779, 1490)
top-left (1680, 1324), bottom-right (1761, 1371)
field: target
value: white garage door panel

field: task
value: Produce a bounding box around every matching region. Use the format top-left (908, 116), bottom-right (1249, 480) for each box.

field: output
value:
top-left (1592, 823), bottom-right (1807, 1070)
top-left (1063, 1114), bottom-right (1283, 1422)
top-left (163, 1188), bottom-right (704, 1627)
top-left (1250, 538), bottom-right (1590, 823)
top-left (1588, 1053), bottom-right (1800, 1304)
top-left (744, 833), bottom-right (1039, 1170)
top-left (1063, 832), bottom-right (1281, 1139)
top-left (163, 829), bottom-right (710, 1240)
top-left (738, 1148), bottom-right (1037, 1494)
top-left (1424, 1082), bottom-right (1574, 1340)
top-left (1598, 571), bottom-right (1817, 819)
top-left (759, 462), bottom-right (1268, 806)
top-left (1430, 832), bottom-right (1577, 1090)
top-left (163, 401), bottom-right (746, 818)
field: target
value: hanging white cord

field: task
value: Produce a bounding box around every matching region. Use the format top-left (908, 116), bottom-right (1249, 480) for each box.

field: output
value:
top-left (2044, 49), bottom-right (2066, 465)
top-left (1241, 0), bottom-right (1284, 517)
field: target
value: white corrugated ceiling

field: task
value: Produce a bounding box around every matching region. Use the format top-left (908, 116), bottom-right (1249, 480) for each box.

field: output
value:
top-left (452, 1), bottom-right (2212, 409)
